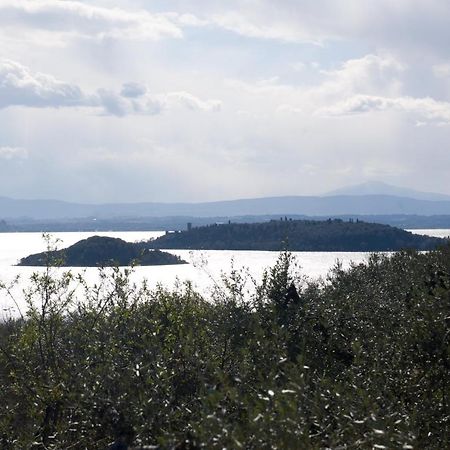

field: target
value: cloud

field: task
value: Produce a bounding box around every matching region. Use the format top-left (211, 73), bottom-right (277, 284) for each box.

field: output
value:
top-left (0, 146), bottom-right (28, 160)
top-left (96, 89), bottom-right (163, 116)
top-left (227, 52), bottom-right (450, 127)
top-left (120, 82), bottom-right (148, 98)
top-left (433, 63), bottom-right (450, 79)
top-left (97, 89), bottom-right (221, 116)
top-left (205, 12), bottom-right (324, 44)
top-left (0, 59), bottom-right (88, 109)
top-left (2, 0), bottom-right (450, 58)
top-left (0, 0), bottom-right (183, 42)
top-left (138, 0), bottom-right (449, 58)
top-left (0, 59), bottom-right (221, 116)
top-left (226, 53), bottom-right (405, 117)
top-left (1, 3), bottom-right (450, 201)
top-left (276, 104), bottom-right (303, 114)
top-left (317, 54), bottom-right (405, 98)
top-left (318, 94), bottom-right (450, 124)
top-left (164, 92), bottom-right (222, 112)
top-left (201, 1), bottom-right (450, 53)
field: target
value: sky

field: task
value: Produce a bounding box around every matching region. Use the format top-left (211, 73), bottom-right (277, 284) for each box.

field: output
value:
top-left (0, 0), bottom-right (450, 203)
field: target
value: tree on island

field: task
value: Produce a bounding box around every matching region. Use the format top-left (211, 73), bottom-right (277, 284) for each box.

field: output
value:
top-left (17, 235), bottom-right (187, 267)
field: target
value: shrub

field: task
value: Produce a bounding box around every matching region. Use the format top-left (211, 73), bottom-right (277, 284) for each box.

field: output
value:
top-left (0, 246), bottom-right (449, 448)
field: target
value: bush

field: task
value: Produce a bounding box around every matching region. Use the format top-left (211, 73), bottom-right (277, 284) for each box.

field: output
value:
top-left (0, 246), bottom-right (449, 449)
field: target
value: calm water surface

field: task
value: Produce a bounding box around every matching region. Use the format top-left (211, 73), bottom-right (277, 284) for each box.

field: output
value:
top-left (407, 228), bottom-right (450, 239)
top-left (1, 229), bottom-right (448, 317)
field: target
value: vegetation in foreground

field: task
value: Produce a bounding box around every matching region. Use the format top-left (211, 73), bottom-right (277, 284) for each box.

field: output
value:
top-left (17, 235), bottom-right (186, 267)
top-left (1, 245), bottom-right (449, 449)
top-left (149, 219), bottom-right (445, 251)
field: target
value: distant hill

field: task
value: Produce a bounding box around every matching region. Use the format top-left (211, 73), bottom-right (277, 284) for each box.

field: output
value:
top-left (325, 181), bottom-right (450, 201)
top-left (149, 219), bottom-right (446, 252)
top-left (17, 236), bottom-right (187, 267)
top-left (3, 193), bottom-right (450, 220)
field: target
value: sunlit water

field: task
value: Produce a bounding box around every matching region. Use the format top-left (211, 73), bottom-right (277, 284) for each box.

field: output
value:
top-left (1, 229), bottom-right (448, 317)
top-left (407, 228), bottom-right (450, 239)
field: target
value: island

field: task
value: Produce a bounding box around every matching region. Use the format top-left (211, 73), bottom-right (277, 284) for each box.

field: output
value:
top-left (148, 219), bottom-right (447, 252)
top-left (17, 236), bottom-right (187, 267)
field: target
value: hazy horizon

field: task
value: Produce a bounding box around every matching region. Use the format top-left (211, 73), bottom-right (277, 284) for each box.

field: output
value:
top-left (2, 180), bottom-right (450, 205)
top-left (1, 1), bottom-right (450, 203)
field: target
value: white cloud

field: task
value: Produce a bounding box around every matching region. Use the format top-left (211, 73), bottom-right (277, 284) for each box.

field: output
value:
top-left (120, 82), bottom-right (148, 98)
top-left (276, 104), bottom-right (302, 114)
top-left (164, 92), bottom-right (222, 112)
top-left (0, 0), bottom-right (183, 42)
top-left (318, 94), bottom-right (450, 125)
top-left (226, 54), bottom-right (405, 117)
top-left (433, 63), bottom-right (450, 79)
top-left (97, 88), bottom-right (221, 116)
top-left (206, 12), bottom-right (324, 44)
top-left (317, 54), bottom-right (405, 98)
top-left (0, 59), bottom-right (222, 116)
top-left (2, 0), bottom-right (450, 56)
top-left (0, 59), bottom-right (88, 108)
top-left (0, 146), bottom-right (28, 160)
top-left (1, 2), bottom-right (450, 201)
top-left (189, 0), bottom-right (450, 54)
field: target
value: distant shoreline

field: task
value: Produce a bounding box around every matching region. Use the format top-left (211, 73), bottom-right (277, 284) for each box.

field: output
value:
top-left (3, 213), bottom-right (450, 233)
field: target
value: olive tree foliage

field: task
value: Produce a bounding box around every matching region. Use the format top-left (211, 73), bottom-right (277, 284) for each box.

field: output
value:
top-left (0, 238), bottom-right (449, 449)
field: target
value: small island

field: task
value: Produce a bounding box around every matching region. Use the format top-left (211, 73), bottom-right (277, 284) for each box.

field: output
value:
top-left (17, 236), bottom-right (187, 267)
top-left (149, 219), bottom-right (446, 252)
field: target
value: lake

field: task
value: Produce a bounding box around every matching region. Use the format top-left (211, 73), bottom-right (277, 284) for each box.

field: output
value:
top-left (1, 229), bottom-right (448, 318)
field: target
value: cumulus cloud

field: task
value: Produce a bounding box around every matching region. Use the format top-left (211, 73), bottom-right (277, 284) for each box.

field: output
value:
top-left (0, 146), bottom-right (28, 160)
top-left (96, 89), bottom-right (162, 116)
top-left (226, 53), bottom-right (405, 117)
top-left (1, 2), bottom-right (450, 201)
top-left (316, 54), bottom-right (405, 99)
top-left (227, 52), bottom-right (450, 127)
top-left (0, 59), bottom-right (221, 116)
top-left (318, 94), bottom-right (450, 124)
top-left (120, 82), bottom-right (148, 98)
top-left (0, 59), bottom-right (88, 109)
top-left (0, 0), bottom-right (183, 42)
top-left (97, 89), bottom-right (221, 116)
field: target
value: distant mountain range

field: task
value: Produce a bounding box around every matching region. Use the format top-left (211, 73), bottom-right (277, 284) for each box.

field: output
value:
top-left (2, 182), bottom-right (450, 221)
top-left (325, 181), bottom-right (450, 201)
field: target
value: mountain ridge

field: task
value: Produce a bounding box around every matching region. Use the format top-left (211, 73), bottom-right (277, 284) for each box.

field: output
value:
top-left (3, 193), bottom-right (450, 220)
top-left (324, 181), bottom-right (450, 201)
top-left (3, 182), bottom-right (450, 220)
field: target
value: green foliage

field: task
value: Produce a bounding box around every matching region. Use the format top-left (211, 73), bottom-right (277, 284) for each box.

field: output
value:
top-left (17, 235), bottom-right (186, 267)
top-left (1, 245), bottom-right (449, 448)
top-left (148, 219), bottom-right (445, 251)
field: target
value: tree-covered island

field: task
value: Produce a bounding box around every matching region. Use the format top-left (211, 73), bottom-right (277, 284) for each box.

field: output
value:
top-left (149, 219), bottom-right (446, 251)
top-left (17, 236), bottom-right (187, 267)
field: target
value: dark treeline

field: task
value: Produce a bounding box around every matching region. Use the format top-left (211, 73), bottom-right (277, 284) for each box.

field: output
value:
top-left (150, 219), bottom-right (445, 251)
top-left (0, 245), bottom-right (449, 448)
top-left (17, 236), bottom-right (186, 267)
